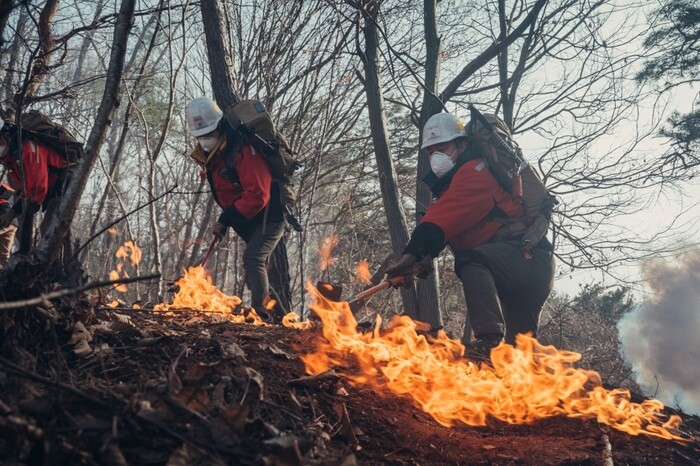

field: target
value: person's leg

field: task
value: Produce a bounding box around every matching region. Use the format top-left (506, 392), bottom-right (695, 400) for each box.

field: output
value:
top-left (467, 240), bottom-right (555, 345)
top-left (457, 261), bottom-right (505, 344)
top-left (242, 221), bottom-right (285, 313)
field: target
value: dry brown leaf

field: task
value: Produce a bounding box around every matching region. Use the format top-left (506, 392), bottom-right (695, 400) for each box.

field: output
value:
top-left (244, 367), bottom-right (265, 401)
top-left (260, 342), bottom-right (295, 359)
top-left (73, 339), bottom-right (93, 358)
top-left (69, 322), bottom-right (92, 345)
top-left (175, 387), bottom-right (209, 413)
top-left (182, 360), bottom-right (230, 382)
top-left (223, 342), bottom-right (247, 360)
top-left (221, 404), bottom-right (250, 432)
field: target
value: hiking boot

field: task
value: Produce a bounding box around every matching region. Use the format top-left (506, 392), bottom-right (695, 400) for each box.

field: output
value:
top-left (465, 335), bottom-right (503, 364)
top-left (243, 307), bottom-right (271, 323)
top-left (256, 308), bottom-right (272, 323)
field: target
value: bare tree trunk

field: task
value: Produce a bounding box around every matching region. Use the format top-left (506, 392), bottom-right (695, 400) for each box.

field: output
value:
top-left (20, 0), bottom-right (59, 100)
top-left (0, 7), bottom-right (27, 109)
top-left (0, 0), bottom-right (16, 49)
top-left (414, 0), bottom-right (445, 330)
top-left (199, 0), bottom-right (292, 309)
top-left (200, 0), bottom-right (238, 110)
top-left (85, 12), bottom-right (161, 258)
top-left (34, 0), bottom-right (136, 269)
top-left (355, 1), bottom-right (420, 318)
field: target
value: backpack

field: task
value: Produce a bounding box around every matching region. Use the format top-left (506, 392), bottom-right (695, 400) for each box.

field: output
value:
top-left (466, 105), bottom-right (557, 257)
top-left (224, 99), bottom-right (303, 231)
top-left (17, 110), bottom-right (84, 164)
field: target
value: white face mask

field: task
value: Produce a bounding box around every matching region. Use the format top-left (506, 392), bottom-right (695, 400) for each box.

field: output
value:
top-left (197, 135), bottom-right (220, 152)
top-left (429, 151), bottom-right (455, 178)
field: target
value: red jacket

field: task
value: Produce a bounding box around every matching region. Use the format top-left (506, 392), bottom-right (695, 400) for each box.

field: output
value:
top-left (405, 158), bottom-right (524, 258)
top-left (197, 144), bottom-right (272, 218)
top-left (0, 140), bottom-right (67, 208)
top-left (192, 138), bottom-right (282, 241)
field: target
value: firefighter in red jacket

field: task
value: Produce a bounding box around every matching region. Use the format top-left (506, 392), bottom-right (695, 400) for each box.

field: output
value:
top-left (185, 97), bottom-right (285, 321)
top-left (387, 113), bottom-right (555, 360)
top-left (0, 119), bottom-right (69, 255)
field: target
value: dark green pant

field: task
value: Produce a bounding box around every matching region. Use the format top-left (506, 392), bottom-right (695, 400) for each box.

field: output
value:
top-left (455, 239), bottom-right (554, 345)
top-left (243, 221), bottom-right (285, 310)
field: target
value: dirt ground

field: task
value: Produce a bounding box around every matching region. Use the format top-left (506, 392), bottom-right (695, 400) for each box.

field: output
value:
top-left (0, 306), bottom-right (698, 466)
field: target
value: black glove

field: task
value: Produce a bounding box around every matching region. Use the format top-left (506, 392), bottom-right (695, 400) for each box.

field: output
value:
top-left (415, 255), bottom-right (434, 279)
top-left (386, 253), bottom-right (417, 289)
top-left (212, 222), bottom-right (228, 241)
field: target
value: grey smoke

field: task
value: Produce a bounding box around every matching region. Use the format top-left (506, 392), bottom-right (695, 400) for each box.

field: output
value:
top-left (618, 250), bottom-right (700, 414)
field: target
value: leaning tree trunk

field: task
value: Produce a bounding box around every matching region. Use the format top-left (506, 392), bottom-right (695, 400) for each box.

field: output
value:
top-left (200, 0), bottom-right (293, 311)
top-left (412, 0), bottom-right (446, 330)
top-left (34, 0), bottom-right (136, 271)
top-left (357, 1), bottom-right (420, 319)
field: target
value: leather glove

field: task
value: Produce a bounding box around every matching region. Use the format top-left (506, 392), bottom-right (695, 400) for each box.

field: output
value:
top-left (212, 222), bottom-right (228, 241)
top-left (0, 209), bottom-right (16, 229)
top-left (386, 253), bottom-right (417, 289)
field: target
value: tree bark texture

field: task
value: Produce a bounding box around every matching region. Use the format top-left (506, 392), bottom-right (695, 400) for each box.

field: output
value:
top-left (358, 1), bottom-right (420, 319)
top-left (34, 0), bottom-right (136, 267)
top-left (200, 0), bottom-right (239, 110)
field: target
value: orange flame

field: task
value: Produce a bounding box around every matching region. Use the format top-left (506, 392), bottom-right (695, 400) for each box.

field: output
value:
top-left (356, 260), bottom-right (371, 285)
top-left (109, 241), bottom-right (142, 292)
top-left (116, 241), bottom-right (142, 267)
top-left (300, 283), bottom-right (684, 441)
top-left (319, 235), bottom-right (339, 271)
top-left (282, 312), bottom-right (314, 330)
top-left (154, 266), bottom-right (270, 324)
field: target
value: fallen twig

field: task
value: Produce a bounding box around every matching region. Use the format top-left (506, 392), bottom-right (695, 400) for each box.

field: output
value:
top-left (288, 370), bottom-right (340, 388)
top-left (0, 274), bottom-right (161, 310)
top-left (0, 357), bottom-right (109, 408)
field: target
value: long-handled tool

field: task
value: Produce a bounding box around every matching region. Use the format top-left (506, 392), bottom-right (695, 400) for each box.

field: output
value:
top-left (346, 275), bottom-right (406, 305)
top-left (200, 237), bottom-right (221, 267)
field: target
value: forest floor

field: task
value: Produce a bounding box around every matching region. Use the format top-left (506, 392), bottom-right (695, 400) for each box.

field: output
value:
top-left (1, 295), bottom-right (699, 466)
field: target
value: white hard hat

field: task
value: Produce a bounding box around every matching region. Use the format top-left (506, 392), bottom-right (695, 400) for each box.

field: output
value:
top-left (421, 113), bottom-right (465, 149)
top-left (186, 97), bottom-right (223, 137)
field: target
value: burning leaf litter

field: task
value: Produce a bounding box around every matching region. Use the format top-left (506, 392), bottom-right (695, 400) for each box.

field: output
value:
top-left (300, 282), bottom-right (686, 441)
